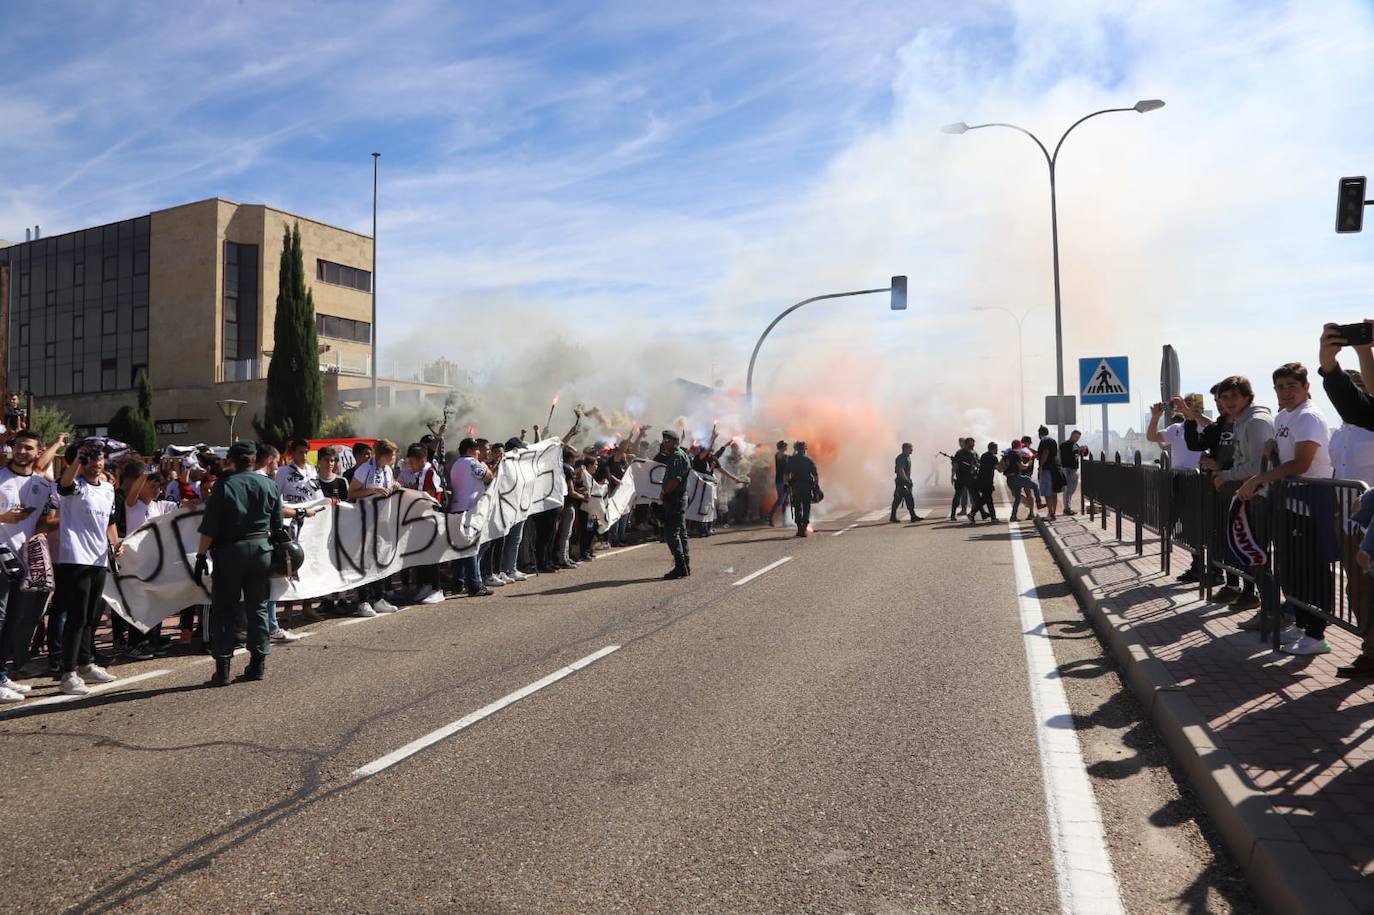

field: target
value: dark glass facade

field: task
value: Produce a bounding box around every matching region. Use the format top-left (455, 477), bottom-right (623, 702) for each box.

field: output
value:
top-left (223, 241), bottom-right (259, 363)
top-left (1, 216), bottom-right (149, 396)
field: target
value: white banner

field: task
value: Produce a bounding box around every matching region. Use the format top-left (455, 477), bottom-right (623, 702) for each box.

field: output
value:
top-left (105, 439), bottom-right (568, 631)
top-left (590, 459), bottom-right (717, 532)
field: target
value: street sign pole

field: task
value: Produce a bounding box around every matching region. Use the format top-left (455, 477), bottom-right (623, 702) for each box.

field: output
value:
top-left (1102, 403), bottom-right (1108, 456)
top-left (1079, 355), bottom-right (1131, 456)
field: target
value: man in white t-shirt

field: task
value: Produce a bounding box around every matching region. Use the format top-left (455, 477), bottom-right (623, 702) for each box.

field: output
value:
top-left (0, 431), bottom-right (57, 701)
top-left (1147, 393), bottom-right (1205, 471)
top-left (1237, 362), bottom-right (1333, 657)
top-left (448, 437), bottom-right (493, 597)
top-left (274, 438), bottom-right (321, 505)
top-left (347, 439), bottom-right (401, 615)
top-left (54, 438), bottom-right (123, 696)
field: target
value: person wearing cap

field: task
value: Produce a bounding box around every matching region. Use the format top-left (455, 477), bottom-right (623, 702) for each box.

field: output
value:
top-left (195, 441), bottom-right (284, 687)
top-left (785, 441), bottom-right (818, 536)
top-left (658, 429), bottom-right (692, 578)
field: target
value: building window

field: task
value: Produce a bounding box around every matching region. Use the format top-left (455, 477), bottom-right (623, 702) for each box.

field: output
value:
top-left (316, 258), bottom-right (371, 292)
top-left (155, 420), bottom-right (189, 435)
top-left (3, 215), bottom-right (149, 398)
top-left (222, 242), bottom-right (259, 364)
top-left (316, 313), bottom-right (371, 344)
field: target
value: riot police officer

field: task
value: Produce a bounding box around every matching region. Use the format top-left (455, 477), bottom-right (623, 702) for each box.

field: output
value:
top-left (658, 429), bottom-right (692, 579)
top-left (787, 441), bottom-right (818, 537)
top-left (195, 441), bottom-right (284, 687)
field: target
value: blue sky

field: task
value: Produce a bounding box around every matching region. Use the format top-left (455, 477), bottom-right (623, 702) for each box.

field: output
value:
top-left (6, 0), bottom-right (1374, 443)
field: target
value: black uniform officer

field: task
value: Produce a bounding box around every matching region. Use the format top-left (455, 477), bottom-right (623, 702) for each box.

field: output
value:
top-left (195, 441), bottom-right (284, 687)
top-left (658, 429), bottom-right (692, 579)
top-left (787, 441), bottom-right (818, 537)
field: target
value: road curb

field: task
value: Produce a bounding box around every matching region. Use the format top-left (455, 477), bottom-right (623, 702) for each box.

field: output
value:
top-left (1032, 516), bottom-right (1358, 915)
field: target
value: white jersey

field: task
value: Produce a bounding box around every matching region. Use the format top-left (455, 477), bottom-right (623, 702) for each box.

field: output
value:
top-left (352, 459), bottom-right (394, 494)
top-left (274, 461), bottom-right (321, 504)
top-left (1275, 400), bottom-right (1333, 480)
top-left (0, 467), bottom-right (55, 556)
top-left (56, 476), bottom-right (116, 567)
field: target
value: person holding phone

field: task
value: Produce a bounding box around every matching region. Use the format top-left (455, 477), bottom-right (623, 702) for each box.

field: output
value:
top-left (54, 438), bottom-right (122, 696)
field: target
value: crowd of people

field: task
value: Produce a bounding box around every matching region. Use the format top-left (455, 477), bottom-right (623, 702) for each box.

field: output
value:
top-left (0, 410), bottom-right (782, 701)
top-left (915, 426), bottom-right (1087, 526)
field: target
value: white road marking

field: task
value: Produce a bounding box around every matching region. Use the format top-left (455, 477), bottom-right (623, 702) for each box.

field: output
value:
top-left (732, 557), bottom-right (792, 586)
top-left (1008, 521), bottom-right (1124, 915)
top-left (339, 613), bottom-right (387, 627)
top-left (598, 543), bottom-right (652, 557)
top-left (832, 524), bottom-right (859, 537)
top-left (351, 644), bottom-right (621, 780)
top-left (3, 669), bottom-right (172, 713)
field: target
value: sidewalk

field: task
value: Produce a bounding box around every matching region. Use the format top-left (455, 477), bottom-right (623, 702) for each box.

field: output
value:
top-left (1039, 513), bottom-right (1374, 915)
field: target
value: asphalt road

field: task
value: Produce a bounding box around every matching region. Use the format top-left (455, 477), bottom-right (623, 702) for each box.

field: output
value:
top-left (0, 505), bottom-right (1251, 914)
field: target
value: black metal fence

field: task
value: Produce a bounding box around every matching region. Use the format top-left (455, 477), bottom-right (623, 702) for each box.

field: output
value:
top-left (1079, 452), bottom-right (1371, 649)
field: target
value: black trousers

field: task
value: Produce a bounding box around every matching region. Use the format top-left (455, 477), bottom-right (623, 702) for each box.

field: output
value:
top-left (793, 495), bottom-right (813, 531)
top-left (663, 505), bottom-right (689, 568)
top-left (972, 485), bottom-right (997, 519)
top-left (891, 482), bottom-right (914, 519)
top-left (532, 507), bottom-right (559, 570)
top-left (57, 563), bottom-right (108, 673)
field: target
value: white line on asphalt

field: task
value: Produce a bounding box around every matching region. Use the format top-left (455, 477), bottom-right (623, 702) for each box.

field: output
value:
top-left (351, 644), bottom-right (622, 780)
top-left (732, 556), bottom-right (792, 586)
top-left (832, 524), bottom-right (858, 537)
top-left (1008, 521), bottom-right (1124, 915)
top-left (2, 669), bottom-right (172, 713)
top-left (598, 543), bottom-right (652, 557)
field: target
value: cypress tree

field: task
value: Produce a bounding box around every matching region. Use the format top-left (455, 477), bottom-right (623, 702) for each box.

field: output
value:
top-left (256, 222), bottom-right (323, 446)
top-left (108, 370), bottom-right (156, 454)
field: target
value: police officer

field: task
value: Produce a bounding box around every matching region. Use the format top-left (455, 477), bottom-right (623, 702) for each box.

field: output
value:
top-left (787, 440), bottom-right (818, 537)
top-left (658, 429), bottom-right (692, 579)
top-left (195, 441), bottom-right (284, 687)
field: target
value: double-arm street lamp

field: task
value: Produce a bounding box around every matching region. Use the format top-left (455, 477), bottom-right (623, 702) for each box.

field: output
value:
top-left (745, 277), bottom-right (907, 412)
top-left (971, 305), bottom-right (1044, 434)
top-left (943, 100), bottom-right (1165, 443)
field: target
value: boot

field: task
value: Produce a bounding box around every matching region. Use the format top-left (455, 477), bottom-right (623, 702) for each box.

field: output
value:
top-left (889, 514), bottom-right (898, 523)
top-left (206, 658), bottom-right (231, 688)
top-left (1335, 655), bottom-right (1374, 679)
top-left (684, 557), bottom-right (692, 577)
top-left (236, 655), bottom-right (266, 682)
top-left (662, 564), bottom-right (687, 580)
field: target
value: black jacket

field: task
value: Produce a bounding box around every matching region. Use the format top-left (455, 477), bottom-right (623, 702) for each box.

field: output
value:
top-left (1321, 365), bottom-right (1374, 431)
top-left (1183, 418), bottom-right (1234, 470)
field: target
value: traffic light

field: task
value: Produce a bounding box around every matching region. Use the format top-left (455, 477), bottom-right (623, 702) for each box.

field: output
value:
top-left (1337, 176), bottom-right (1367, 233)
top-left (890, 275), bottom-right (907, 310)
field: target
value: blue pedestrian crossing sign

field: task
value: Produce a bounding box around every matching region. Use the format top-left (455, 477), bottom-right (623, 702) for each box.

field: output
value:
top-left (1079, 356), bottom-right (1130, 404)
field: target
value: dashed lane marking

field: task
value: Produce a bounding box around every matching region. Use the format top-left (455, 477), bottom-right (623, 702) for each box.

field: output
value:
top-left (351, 644), bottom-right (622, 780)
top-left (1009, 521), bottom-right (1124, 915)
top-left (732, 557), bottom-right (793, 586)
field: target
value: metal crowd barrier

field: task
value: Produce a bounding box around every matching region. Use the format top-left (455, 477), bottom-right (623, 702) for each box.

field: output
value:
top-left (1079, 453), bottom-right (1370, 648)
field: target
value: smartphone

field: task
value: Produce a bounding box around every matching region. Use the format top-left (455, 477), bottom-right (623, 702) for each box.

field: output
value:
top-left (1336, 321), bottom-right (1374, 346)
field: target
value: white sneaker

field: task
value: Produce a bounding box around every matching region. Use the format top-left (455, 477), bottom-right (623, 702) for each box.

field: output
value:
top-left (1276, 624), bottom-right (1303, 646)
top-left (1, 679), bottom-right (31, 694)
top-left (1281, 636), bottom-right (1331, 656)
top-left (271, 628), bottom-right (302, 643)
top-left (355, 601), bottom-right (377, 618)
top-left (492, 573), bottom-right (511, 585)
top-left (483, 576), bottom-right (504, 587)
top-left (373, 598), bottom-right (400, 614)
top-left (411, 586), bottom-right (445, 605)
top-left (78, 664), bottom-right (117, 684)
top-left (59, 674), bottom-right (90, 696)
top-left (0, 685), bottom-right (23, 703)
top-left (507, 570), bottom-right (528, 582)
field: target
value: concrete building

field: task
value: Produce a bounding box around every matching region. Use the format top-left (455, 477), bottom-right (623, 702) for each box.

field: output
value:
top-left (0, 198), bottom-right (448, 444)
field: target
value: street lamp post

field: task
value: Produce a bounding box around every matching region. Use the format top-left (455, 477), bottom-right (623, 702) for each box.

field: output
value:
top-left (745, 278), bottom-right (907, 413)
top-left (942, 99), bottom-right (1164, 445)
top-left (971, 305), bottom-right (1043, 433)
top-left (370, 151), bottom-right (380, 414)
top-left (216, 399), bottom-right (247, 444)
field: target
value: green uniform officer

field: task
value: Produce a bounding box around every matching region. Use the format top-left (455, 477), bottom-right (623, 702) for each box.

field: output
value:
top-left (195, 441), bottom-right (284, 687)
top-left (786, 441), bottom-right (818, 537)
top-left (658, 429), bottom-right (692, 579)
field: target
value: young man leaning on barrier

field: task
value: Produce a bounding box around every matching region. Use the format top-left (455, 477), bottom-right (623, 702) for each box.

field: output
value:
top-left (1235, 363), bottom-right (1333, 656)
top-left (1207, 376), bottom-right (1274, 624)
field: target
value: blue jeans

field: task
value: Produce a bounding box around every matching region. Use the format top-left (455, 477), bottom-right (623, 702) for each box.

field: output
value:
top-left (456, 555), bottom-right (482, 593)
top-left (609, 515), bottom-right (630, 546)
top-left (769, 484), bottom-right (791, 525)
top-left (1008, 476), bottom-right (1040, 517)
top-left (0, 579), bottom-right (48, 681)
top-left (501, 520), bottom-right (525, 574)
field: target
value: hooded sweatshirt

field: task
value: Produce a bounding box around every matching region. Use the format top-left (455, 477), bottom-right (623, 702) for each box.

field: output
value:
top-left (1217, 403), bottom-right (1275, 481)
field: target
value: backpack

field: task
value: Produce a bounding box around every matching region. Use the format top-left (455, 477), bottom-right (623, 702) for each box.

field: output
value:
top-left (1000, 449), bottom-right (1022, 478)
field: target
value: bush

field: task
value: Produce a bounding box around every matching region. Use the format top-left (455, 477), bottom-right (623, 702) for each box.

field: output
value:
top-left (28, 405), bottom-right (73, 447)
top-left (319, 413), bottom-right (357, 438)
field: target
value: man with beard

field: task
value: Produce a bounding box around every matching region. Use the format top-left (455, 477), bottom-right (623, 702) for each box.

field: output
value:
top-left (0, 431), bottom-right (59, 702)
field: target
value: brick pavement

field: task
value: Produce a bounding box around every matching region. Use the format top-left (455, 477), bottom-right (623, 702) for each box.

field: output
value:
top-left (1049, 513), bottom-right (1374, 911)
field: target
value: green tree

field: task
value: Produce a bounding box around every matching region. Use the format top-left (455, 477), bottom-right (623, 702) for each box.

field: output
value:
top-left (319, 413), bottom-right (357, 438)
top-left (28, 404), bottom-right (73, 447)
top-left (254, 222), bottom-right (323, 446)
top-left (107, 371), bottom-right (156, 454)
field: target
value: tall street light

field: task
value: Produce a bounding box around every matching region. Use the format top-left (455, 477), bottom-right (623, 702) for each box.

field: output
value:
top-left (216, 399), bottom-right (246, 444)
top-left (370, 151), bottom-right (380, 413)
top-left (972, 305), bottom-right (1044, 433)
top-left (746, 277), bottom-right (907, 413)
top-left (942, 99), bottom-right (1165, 445)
